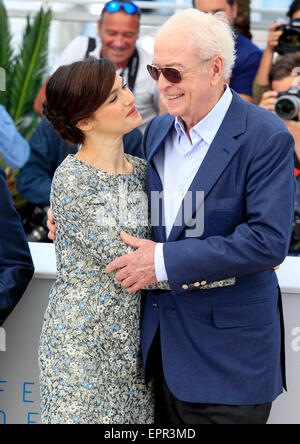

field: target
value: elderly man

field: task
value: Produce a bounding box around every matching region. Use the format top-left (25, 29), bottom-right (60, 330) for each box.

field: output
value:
top-left (34, 0), bottom-right (159, 132)
top-left (0, 166), bottom-right (34, 326)
top-left (193, 0), bottom-right (262, 103)
top-left (106, 9), bottom-right (295, 424)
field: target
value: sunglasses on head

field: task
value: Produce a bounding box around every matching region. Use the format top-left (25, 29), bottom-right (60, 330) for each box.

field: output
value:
top-left (147, 62), bottom-right (204, 84)
top-left (103, 1), bottom-right (140, 15)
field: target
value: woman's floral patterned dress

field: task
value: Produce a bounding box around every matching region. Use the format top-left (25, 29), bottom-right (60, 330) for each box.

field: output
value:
top-left (38, 154), bottom-right (155, 424)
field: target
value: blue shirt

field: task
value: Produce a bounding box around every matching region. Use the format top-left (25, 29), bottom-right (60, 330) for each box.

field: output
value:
top-left (0, 105), bottom-right (30, 168)
top-left (154, 86), bottom-right (233, 282)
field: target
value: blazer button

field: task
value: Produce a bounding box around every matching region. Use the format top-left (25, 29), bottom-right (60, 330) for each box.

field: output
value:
top-left (182, 284), bottom-right (189, 290)
top-left (194, 282), bottom-right (201, 287)
top-left (201, 281), bottom-right (207, 286)
top-left (153, 303), bottom-right (159, 308)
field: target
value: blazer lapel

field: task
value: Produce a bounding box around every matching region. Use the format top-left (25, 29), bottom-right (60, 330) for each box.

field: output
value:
top-left (146, 114), bottom-right (175, 243)
top-left (167, 91), bottom-right (248, 242)
top-left (147, 114), bottom-right (175, 164)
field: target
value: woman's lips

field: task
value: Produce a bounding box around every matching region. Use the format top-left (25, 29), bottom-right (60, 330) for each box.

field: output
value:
top-left (127, 106), bottom-right (138, 117)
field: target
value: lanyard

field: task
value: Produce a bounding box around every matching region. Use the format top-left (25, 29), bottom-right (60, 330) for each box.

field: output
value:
top-left (119, 48), bottom-right (139, 92)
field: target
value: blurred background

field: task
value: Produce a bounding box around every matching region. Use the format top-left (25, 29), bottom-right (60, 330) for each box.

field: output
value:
top-left (3, 0), bottom-right (293, 73)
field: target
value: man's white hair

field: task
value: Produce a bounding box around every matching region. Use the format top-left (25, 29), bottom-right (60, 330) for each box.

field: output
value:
top-left (157, 8), bottom-right (236, 82)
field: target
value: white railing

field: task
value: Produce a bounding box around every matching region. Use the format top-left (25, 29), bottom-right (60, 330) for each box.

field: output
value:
top-left (5, 0), bottom-right (190, 26)
top-left (4, 1), bottom-right (289, 26)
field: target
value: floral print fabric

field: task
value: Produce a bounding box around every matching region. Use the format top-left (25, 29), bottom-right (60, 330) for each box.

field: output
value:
top-left (39, 154), bottom-right (155, 424)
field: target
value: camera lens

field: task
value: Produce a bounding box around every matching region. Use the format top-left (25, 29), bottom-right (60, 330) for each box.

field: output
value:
top-left (282, 29), bottom-right (300, 48)
top-left (275, 96), bottom-right (299, 120)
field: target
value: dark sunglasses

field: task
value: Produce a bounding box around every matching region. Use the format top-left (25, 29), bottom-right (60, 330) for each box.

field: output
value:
top-left (147, 62), bottom-right (204, 84)
top-left (103, 1), bottom-right (140, 16)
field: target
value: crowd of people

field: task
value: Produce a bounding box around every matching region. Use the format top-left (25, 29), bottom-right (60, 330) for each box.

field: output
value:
top-left (0, 0), bottom-right (299, 425)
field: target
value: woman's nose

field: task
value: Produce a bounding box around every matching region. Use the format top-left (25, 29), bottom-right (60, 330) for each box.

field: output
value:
top-left (124, 88), bottom-right (135, 106)
top-left (124, 87), bottom-right (135, 104)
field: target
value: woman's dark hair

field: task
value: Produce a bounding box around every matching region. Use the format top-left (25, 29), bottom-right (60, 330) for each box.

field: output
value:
top-left (43, 57), bottom-right (116, 145)
top-left (287, 0), bottom-right (300, 18)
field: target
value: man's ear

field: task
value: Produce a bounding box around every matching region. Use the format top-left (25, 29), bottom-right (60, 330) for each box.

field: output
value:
top-left (210, 55), bottom-right (224, 86)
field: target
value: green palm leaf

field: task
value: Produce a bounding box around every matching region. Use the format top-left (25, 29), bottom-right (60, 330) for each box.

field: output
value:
top-left (0, 4), bottom-right (52, 208)
top-left (8, 7), bottom-right (51, 135)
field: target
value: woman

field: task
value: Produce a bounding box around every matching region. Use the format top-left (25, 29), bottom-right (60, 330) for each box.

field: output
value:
top-left (38, 57), bottom-right (164, 424)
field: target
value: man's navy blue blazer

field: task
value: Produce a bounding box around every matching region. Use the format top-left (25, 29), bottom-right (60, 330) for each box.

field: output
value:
top-left (0, 166), bottom-right (34, 325)
top-left (141, 90), bottom-right (296, 406)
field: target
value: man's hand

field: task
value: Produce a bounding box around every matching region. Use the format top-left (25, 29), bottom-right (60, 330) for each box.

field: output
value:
top-left (266, 22), bottom-right (284, 52)
top-left (106, 231), bottom-right (157, 293)
top-left (259, 90), bottom-right (278, 112)
top-left (47, 207), bottom-right (56, 242)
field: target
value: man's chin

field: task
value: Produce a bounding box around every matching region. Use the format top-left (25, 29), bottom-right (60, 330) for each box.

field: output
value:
top-left (108, 51), bottom-right (132, 66)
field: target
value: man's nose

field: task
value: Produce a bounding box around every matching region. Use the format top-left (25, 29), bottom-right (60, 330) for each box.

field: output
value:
top-left (113, 35), bottom-right (126, 47)
top-left (157, 71), bottom-right (172, 90)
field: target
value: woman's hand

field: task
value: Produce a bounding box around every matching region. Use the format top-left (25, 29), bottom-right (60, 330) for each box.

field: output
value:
top-left (47, 207), bottom-right (56, 242)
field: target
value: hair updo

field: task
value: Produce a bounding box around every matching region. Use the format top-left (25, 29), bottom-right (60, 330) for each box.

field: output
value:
top-left (43, 57), bottom-right (116, 145)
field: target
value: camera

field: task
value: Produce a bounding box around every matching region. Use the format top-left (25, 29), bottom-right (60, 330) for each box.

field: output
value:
top-left (275, 86), bottom-right (300, 120)
top-left (275, 19), bottom-right (300, 55)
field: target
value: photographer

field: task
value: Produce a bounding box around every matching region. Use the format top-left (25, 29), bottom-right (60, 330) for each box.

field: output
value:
top-left (253, 0), bottom-right (300, 105)
top-left (258, 53), bottom-right (300, 162)
top-left (258, 52), bottom-right (300, 254)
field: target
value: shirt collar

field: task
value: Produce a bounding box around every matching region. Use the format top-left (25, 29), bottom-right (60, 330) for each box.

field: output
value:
top-left (174, 85), bottom-right (233, 146)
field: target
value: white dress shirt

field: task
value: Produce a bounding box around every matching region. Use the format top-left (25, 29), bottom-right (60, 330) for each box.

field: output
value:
top-left (154, 85), bottom-right (233, 282)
